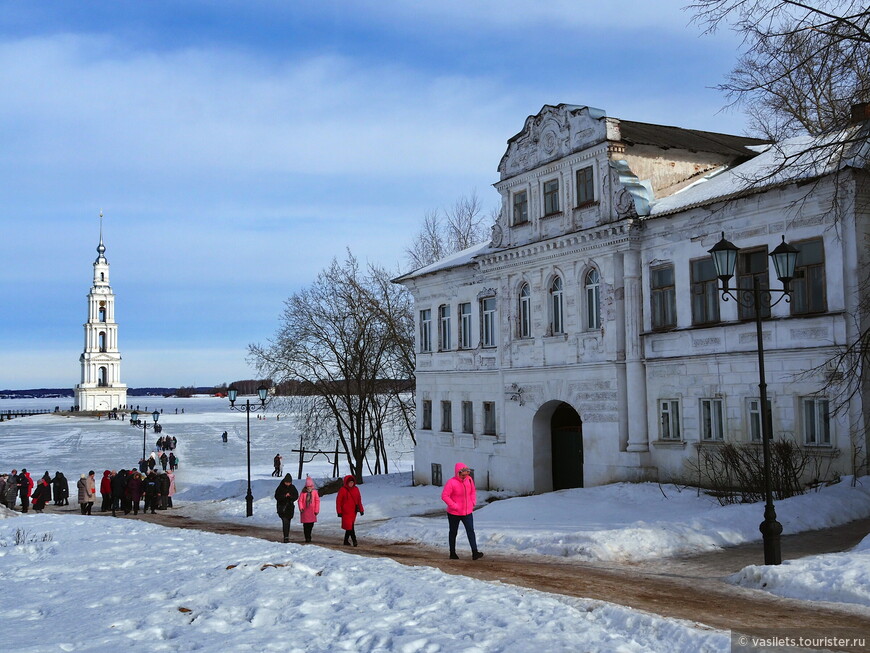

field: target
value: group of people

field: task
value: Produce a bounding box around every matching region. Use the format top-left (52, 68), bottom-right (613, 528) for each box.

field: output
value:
top-left (1, 469), bottom-right (71, 513)
top-left (84, 468), bottom-right (176, 516)
top-left (155, 435), bottom-right (176, 451)
top-left (274, 473), bottom-right (364, 545)
top-left (138, 451), bottom-right (178, 473)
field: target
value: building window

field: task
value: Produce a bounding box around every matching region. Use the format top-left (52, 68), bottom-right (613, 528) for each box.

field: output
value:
top-left (98, 306), bottom-right (106, 322)
top-left (550, 276), bottom-right (564, 334)
top-left (651, 265), bottom-right (676, 330)
top-left (481, 297), bottom-right (497, 347)
top-left (585, 269), bottom-right (600, 329)
top-left (700, 398), bottom-right (725, 441)
top-left (98, 366), bottom-right (108, 387)
top-left (483, 402), bottom-right (496, 435)
top-left (659, 399), bottom-right (681, 440)
top-left (513, 190), bottom-right (529, 225)
top-left (99, 331), bottom-right (107, 352)
top-left (543, 178), bottom-right (560, 215)
top-left (461, 401), bottom-right (473, 433)
top-left (518, 283), bottom-right (531, 338)
top-left (421, 400), bottom-right (432, 430)
top-left (438, 305), bottom-right (452, 350)
top-left (691, 258), bottom-right (720, 326)
top-left (459, 302), bottom-right (472, 348)
top-left (576, 166), bottom-right (594, 206)
top-left (738, 248), bottom-right (771, 320)
top-left (802, 397), bottom-right (831, 445)
top-left (441, 400), bottom-right (452, 432)
top-left (792, 238), bottom-right (826, 315)
top-left (419, 309), bottom-right (432, 352)
top-left (746, 398), bottom-right (771, 443)
top-left (431, 463), bottom-right (443, 486)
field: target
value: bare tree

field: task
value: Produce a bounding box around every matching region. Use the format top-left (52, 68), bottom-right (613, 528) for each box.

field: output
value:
top-left (249, 251), bottom-right (409, 482)
top-left (689, 1), bottom-right (870, 139)
top-left (405, 190), bottom-right (490, 269)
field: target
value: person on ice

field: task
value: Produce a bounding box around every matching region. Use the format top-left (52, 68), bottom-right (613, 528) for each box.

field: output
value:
top-left (441, 462), bottom-right (484, 561)
top-left (336, 475), bottom-right (364, 547)
top-left (296, 476), bottom-right (320, 543)
top-left (274, 473), bottom-right (299, 543)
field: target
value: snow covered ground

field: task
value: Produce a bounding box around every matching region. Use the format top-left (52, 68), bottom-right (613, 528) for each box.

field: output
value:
top-left (2, 396), bottom-right (868, 651)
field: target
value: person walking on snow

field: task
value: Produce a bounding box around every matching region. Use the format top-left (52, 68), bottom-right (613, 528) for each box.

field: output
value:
top-left (336, 475), bottom-right (364, 547)
top-left (274, 473), bottom-right (299, 543)
top-left (272, 454), bottom-right (282, 477)
top-left (441, 462), bottom-right (484, 560)
top-left (296, 476), bottom-right (320, 543)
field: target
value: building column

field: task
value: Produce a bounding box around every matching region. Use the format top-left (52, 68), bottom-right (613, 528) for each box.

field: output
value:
top-left (623, 249), bottom-right (649, 452)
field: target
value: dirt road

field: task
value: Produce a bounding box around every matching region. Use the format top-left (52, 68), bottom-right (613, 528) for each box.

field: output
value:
top-left (104, 509), bottom-right (870, 649)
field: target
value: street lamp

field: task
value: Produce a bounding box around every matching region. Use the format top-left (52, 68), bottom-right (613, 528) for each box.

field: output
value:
top-left (709, 233), bottom-right (799, 565)
top-left (227, 384), bottom-right (268, 517)
top-left (131, 409), bottom-right (160, 461)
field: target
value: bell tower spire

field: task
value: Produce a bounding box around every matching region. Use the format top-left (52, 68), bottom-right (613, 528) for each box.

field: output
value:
top-left (74, 211), bottom-right (128, 412)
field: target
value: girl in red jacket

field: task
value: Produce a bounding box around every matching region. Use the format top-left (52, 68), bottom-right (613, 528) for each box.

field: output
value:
top-left (440, 462), bottom-right (484, 560)
top-left (336, 475), bottom-right (364, 546)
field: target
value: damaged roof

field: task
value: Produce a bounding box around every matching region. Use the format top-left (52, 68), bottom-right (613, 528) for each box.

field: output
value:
top-left (618, 120), bottom-right (768, 157)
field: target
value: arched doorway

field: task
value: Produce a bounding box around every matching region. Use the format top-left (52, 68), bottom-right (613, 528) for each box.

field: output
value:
top-left (551, 403), bottom-right (583, 490)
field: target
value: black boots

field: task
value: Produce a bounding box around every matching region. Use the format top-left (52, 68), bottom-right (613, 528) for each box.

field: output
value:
top-left (472, 551), bottom-right (484, 560)
top-left (449, 552), bottom-right (459, 560)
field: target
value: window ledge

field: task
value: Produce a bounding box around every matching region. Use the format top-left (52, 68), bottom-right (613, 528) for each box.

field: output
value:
top-left (802, 445), bottom-right (839, 456)
top-left (541, 211), bottom-right (563, 220)
top-left (512, 220), bottom-right (530, 228)
top-left (574, 201), bottom-right (598, 210)
top-left (652, 439), bottom-right (687, 448)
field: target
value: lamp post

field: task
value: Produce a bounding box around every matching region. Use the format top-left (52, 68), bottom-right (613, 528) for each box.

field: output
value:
top-left (709, 233), bottom-right (799, 566)
top-left (131, 409), bottom-right (160, 461)
top-left (227, 385), bottom-right (268, 517)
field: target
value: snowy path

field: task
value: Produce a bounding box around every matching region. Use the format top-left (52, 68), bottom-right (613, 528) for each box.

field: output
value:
top-left (72, 507), bottom-right (870, 647)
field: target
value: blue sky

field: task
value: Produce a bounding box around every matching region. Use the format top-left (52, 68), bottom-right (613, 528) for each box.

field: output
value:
top-left (0, 1), bottom-right (747, 389)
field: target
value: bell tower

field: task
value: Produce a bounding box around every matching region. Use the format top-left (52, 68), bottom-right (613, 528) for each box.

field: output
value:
top-left (74, 212), bottom-right (128, 412)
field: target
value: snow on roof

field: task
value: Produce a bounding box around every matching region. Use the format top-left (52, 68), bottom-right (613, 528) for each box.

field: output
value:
top-left (393, 240), bottom-right (493, 283)
top-left (650, 125), bottom-right (868, 217)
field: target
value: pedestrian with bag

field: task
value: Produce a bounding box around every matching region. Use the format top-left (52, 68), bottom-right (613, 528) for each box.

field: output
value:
top-left (274, 473), bottom-right (299, 543)
top-left (336, 475), bottom-right (364, 547)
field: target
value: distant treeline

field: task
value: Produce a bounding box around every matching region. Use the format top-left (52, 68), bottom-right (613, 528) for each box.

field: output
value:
top-left (1, 379), bottom-right (413, 400)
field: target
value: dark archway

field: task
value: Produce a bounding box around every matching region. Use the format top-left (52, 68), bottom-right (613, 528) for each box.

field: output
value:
top-left (551, 403), bottom-right (583, 490)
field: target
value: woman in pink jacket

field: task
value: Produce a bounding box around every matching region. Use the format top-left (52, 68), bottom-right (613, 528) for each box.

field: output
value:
top-left (441, 462), bottom-right (484, 560)
top-left (297, 476), bottom-right (320, 543)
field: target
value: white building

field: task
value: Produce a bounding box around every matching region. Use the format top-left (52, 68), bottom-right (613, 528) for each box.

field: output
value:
top-left (74, 216), bottom-right (128, 412)
top-left (396, 104), bottom-right (869, 493)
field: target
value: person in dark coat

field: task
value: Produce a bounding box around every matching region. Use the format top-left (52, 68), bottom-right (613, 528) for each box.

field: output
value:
top-left (147, 456), bottom-right (156, 471)
top-left (110, 470), bottom-right (128, 516)
top-left (52, 472), bottom-right (69, 506)
top-left (19, 469), bottom-right (32, 513)
top-left (336, 475), bottom-right (365, 547)
top-left (41, 472), bottom-right (53, 503)
top-left (31, 478), bottom-right (50, 512)
top-left (138, 458), bottom-right (148, 473)
top-left (143, 471), bottom-right (159, 514)
top-left (159, 452), bottom-right (168, 471)
top-left (156, 472), bottom-right (170, 509)
top-left (274, 474), bottom-right (299, 543)
top-left (5, 470), bottom-right (18, 509)
top-left (126, 472), bottom-right (143, 515)
top-left (168, 452), bottom-right (177, 471)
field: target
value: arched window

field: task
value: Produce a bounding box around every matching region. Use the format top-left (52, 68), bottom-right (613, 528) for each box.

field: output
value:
top-left (99, 332), bottom-right (107, 352)
top-left (550, 276), bottom-right (564, 334)
top-left (585, 269), bottom-right (600, 329)
top-left (518, 283), bottom-right (531, 338)
top-left (100, 272), bottom-right (105, 282)
top-left (98, 367), bottom-right (108, 387)
top-left (98, 306), bottom-right (106, 322)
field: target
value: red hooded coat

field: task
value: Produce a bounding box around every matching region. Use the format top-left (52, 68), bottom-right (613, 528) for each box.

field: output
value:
top-left (336, 475), bottom-right (364, 530)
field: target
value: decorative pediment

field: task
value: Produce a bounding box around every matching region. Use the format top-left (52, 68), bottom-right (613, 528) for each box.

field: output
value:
top-left (498, 105), bottom-right (607, 179)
